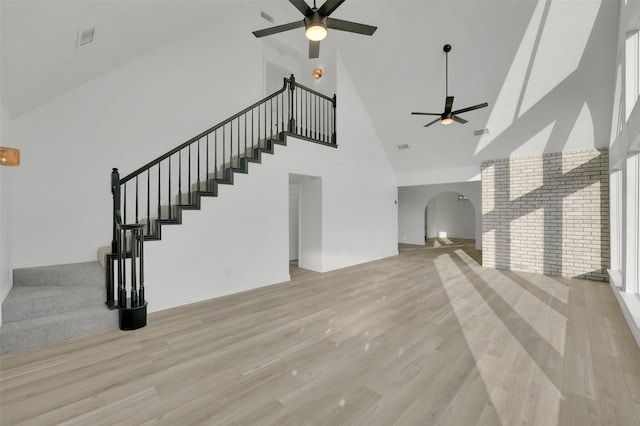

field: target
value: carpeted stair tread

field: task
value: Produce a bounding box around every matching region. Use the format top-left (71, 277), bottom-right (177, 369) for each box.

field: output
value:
top-left (0, 305), bottom-right (118, 354)
top-left (13, 261), bottom-right (104, 287)
top-left (2, 285), bottom-right (105, 323)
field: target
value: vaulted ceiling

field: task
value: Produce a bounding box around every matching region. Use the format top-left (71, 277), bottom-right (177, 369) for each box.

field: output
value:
top-left (0, 0), bottom-right (620, 180)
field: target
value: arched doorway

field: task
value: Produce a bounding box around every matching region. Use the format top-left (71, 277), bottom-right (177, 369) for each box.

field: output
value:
top-left (424, 191), bottom-right (475, 243)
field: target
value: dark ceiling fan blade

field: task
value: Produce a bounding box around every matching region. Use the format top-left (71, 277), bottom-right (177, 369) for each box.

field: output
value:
top-left (451, 102), bottom-right (488, 115)
top-left (309, 40), bottom-right (320, 58)
top-left (253, 20), bottom-right (305, 38)
top-left (444, 96), bottom-right (454, 114)
top-left (318, 0), bottom-right (346, 16)
top-left (423, 118), bottom-right (442, 127)
top-left (411, 112), bottom-right (441, 116)
top-left (326, 18), bottom-right (377, 35)
top-left (289, 0), bottom-right (313, 16)
top-left (453, 116), bottom-right (468, 124)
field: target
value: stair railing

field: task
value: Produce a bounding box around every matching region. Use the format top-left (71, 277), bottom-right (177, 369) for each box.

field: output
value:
top-left (107, 75), bottom-right (336, 312)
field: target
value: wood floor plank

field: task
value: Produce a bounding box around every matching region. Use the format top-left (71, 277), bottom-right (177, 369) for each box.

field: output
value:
top-left (1, 239), bottom-right (639, 425)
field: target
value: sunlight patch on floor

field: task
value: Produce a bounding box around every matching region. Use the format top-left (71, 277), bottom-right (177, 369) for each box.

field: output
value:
top-left (435, 251), bottom-right (564, 425)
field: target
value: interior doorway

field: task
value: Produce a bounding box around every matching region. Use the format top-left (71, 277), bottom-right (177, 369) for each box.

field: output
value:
top-left (289, 174), bottom-right (323, 272)
top-left (424, 191), bottom-right (475, 244)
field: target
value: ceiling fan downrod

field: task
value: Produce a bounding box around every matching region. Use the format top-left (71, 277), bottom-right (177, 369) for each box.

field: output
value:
top-left (444, 44), bottom-right (451, 98)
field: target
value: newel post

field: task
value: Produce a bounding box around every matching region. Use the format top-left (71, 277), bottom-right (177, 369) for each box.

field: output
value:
top-left (288, 74), bottom-right (296, 133)
top-left (111, 168), bottom-right (120, 254)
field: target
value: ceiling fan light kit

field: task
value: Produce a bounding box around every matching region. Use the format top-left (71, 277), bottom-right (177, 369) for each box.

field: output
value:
top-left (252, 0), bottom-right (377, 59)
top-left (411, 44), bottom-right (488, 128)
top-left (305, 13), bottom-right (328, 41)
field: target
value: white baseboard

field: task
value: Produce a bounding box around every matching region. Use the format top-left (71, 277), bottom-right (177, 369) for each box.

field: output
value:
top-left (0, 277), bottom-right (14, 328)
top-left (147, 274), bottom-right (291, 314)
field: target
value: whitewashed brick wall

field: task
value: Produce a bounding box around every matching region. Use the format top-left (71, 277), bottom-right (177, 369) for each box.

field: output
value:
top-left (482, 149), bottom-right (609, 281)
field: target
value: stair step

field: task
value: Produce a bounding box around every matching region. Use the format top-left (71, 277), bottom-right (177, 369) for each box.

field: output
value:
top-left (0, 306), bottom-right (118, 355)
top-left (13, 261), bottom-right (104, 287)
top-left (2, 285), bottom-right (104, 323)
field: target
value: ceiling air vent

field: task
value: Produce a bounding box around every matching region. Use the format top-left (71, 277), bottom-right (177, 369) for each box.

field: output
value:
top-left (473, 128), bottom-right (490, 136)
top-left (260, 10), bottom-right (275, 24)
top-left (397, 144), bottom-right (410, 150)
top-left (76, 28), bottom-right (95, 48)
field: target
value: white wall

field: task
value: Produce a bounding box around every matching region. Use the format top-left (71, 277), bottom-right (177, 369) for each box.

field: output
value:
top-left (4, 18), bottom-right (397, 312)
top-left (142, 54), bottom-right (397, 312)
top-left (8, 7), bottom-right (269, 268)
top-left (426, 192), bottom-right (475, 239)
top-left (0, 103), bottom-right (13, 325)
top-left (288, 177), bottom-right (299, 261)
top-left (398, 182), bottom-right (482, 249)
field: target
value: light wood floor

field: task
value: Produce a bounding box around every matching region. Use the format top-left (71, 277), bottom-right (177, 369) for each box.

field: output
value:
top-left (1, 239), bottom-right (639, 425)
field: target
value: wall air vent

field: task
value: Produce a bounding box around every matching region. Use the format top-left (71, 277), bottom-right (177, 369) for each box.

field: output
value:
top-left (397, 144), bottom-right (410, 150)
top-left (76, 28), bottom-right (95, 48)
top-left (473, 128), bottom-right (490, 136)
top-left (260, 10), bottom-right (275, 24)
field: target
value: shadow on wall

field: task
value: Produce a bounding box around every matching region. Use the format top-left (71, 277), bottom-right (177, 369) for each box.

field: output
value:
top-left (482, 149), bottom-right (609, 281)
top-left (474, 0), bottom-right (616, 162)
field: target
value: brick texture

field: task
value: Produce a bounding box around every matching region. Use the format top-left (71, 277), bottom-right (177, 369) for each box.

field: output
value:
top-left (482, 149), bottom-right (609, 281)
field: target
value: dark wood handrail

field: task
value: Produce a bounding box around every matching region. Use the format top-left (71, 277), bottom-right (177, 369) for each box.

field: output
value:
top-left (119, 79), bottom-right (290, 185)
top-left (108, 74), bottom-right (337, 315)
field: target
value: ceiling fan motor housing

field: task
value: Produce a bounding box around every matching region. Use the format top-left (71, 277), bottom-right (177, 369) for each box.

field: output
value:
top-left (305, 13), bottom-right (327, 31)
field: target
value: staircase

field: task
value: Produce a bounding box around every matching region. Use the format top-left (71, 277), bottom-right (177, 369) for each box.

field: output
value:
top-left (0, 75), bottom-right (336, 354)
top-left (106, 74), bottom-right (336, 316)
top-left (0, 262), bottom-right (118, 354)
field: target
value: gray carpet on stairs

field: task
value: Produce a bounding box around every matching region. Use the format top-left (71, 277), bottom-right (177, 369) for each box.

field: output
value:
top-left (0, 262), bottom-right (118, 355)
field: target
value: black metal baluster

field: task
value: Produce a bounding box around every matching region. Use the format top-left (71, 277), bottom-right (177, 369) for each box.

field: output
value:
top-left (325, 98), bottom-right (328, 141)
top-left (130, 228), bottom-right (137, 306)
top-left (270, 98), bottom-right (273, 140)
top-left (215, 130), bottom-right (218, 180)
top-left (230, 121), bottom-right (234, 170)
top-left (244, 113), bottom-right (247, 159)
top-left (206, 134), bottom-right (209, 191)
top-left (178, 150), bottom-right (182, 204)
top-left (188, 145), bottom-right (191, 203)
top-left (118, 228), bottom-right (126, 308)
top-left (168, 157), bottom-right (172, 218)
top-left (157, 163), bottom-right (161, 221)
top-left (197, 139), bottom-right (201, 191)
top-left (139, 230), bottom-right (144, 304)
top-left (237, 117), bottom-right (240, 168)
top-left (257, 107), bottom-right (260, 148)
top-left (146, 170), bottom-right (150, 235)
top-left (288, 76), bottom-right (294, 132)
top-left (135, 176), bottom-right (139, 224)
top-left (222, 126), bottom-right (226, 179)
top-left (264, 100), bottom-right (267, 142)
top-left (252, 108), bottom-right (255, 150)
top-left (123, 183), bottom-right (127, 225)
top-left (332, 94), bottom-right (337, 144)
